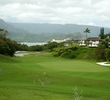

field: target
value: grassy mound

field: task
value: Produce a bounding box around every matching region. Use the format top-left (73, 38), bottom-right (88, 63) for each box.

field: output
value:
top-left (0, 54), bottom-right (18, 63)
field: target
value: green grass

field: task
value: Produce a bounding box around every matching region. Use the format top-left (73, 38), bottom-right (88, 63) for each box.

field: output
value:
top-left (39, 60), bottom-right (109, 72)
top-left (105, 62), bottom-right (110, 64)
top-left (0, 52), bottom-right (110, 100)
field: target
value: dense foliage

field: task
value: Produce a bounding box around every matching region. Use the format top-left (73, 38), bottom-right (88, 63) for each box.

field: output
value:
top-left (105, 48), bottom-right (110, 61)
top-left (0, 29), bottom-right (16, 56)
top-left (29, 45), bottom-right (43, 51)
top-left (29, 42), bottom-right (64, 52)
top-left (96, 27), bottom-right (110, 61)
top-left (0, 29), bottom-right (28, 56)
top-left (52, 44), bottom-right (96, 59)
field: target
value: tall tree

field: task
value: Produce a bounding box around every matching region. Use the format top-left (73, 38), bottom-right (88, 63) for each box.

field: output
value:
top-left (99, 27), bottom-right (105, 39)
top-left (0, 29), bottom-right (16, 56)
top-left (84, 28), bottom-right (90, 40)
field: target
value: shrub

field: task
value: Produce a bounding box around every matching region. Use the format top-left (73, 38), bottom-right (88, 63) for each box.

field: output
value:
top-left (105, 48), bottom-right (110, 61)
top-left (30, 45), bottom-right (43, 51)
top-left (52, 45), bottom-right (97, 60)
top-left (52, 45), bottom-right (79, 59)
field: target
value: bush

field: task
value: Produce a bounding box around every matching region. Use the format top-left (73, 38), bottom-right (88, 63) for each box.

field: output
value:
top-left (0, 29), bottom-right (24, 56)
top-left (0, 37), bottom-right (17, 56)
top-left (52, 47), bottom-right (64, 57)
top-left (52, 45), bottom-right (79, 59)
top-left (95, 48), bottom-right (106, 60)
top-left (52, 45), bottom-right (97, 60)
top-left (61, 50), bottom-right (76, 59)
top-left (30, 45), bottom-right (43, 51)
top-left (47, 42), bottom-right (59, 51)
top-left (105, 48), bottom-right (110, 61)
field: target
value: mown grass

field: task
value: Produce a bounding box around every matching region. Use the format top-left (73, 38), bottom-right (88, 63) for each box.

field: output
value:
top-left (0, 52), bottom-right (110, 100)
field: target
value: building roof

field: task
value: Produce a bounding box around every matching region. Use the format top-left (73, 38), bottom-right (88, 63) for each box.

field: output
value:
top-left (87, 37), bottom-right (100, 41)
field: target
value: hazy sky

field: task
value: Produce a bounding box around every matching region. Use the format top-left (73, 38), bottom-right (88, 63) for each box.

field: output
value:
top-left (0, 0), bottom-right (110, 27)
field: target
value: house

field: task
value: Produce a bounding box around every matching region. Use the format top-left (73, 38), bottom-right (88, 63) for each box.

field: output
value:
top-left (87, 37), bottom-right (100, 47)
top-left (51, 39), bottom-right (66, 43)
top-left (51, 38), bottom-right (71, 43)
top-left (78, 37), bottom-right (100, 47)
top-left (51, 37), bottom-right (100, 47)
top-left (79, 40), bottom-right (86, 46)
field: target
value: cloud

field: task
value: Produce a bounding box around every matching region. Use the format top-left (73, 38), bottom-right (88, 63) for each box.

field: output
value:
top-left (0, 0), bottom-right (110, 27)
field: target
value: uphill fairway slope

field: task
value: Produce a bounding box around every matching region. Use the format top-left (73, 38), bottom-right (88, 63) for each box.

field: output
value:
top-left (39, 60), bottom-right (109, 72)
top-left (0, 52), bottom-right (110, 100)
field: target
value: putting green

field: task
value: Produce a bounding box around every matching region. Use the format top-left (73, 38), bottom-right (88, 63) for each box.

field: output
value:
top-left (39, 60), bottom-right (109, 72)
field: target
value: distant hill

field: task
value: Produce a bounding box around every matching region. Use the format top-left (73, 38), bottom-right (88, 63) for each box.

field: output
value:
top-left (0, 19), bottom-right (32, 41)
top-left (10, 23), bottom-right (110, 36)
top-left (0, 19), bottom-right (30, 34)
top-left (0, 19), bottom-right (110, 42)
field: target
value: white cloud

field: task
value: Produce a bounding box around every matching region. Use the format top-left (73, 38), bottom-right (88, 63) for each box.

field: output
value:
top-left (0, 0), bottom-right (110, 27)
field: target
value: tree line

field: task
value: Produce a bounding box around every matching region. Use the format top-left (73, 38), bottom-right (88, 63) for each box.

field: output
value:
top-left (0, 28), bottom-right (64, 56)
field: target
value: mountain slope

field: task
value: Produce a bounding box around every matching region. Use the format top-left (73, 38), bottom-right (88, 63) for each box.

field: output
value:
top-left (1, 19), bottom-right (110, 42)
top-left (10, 23), bottom-right (110, 36)
top-left (0, 19), bottom-right (33, 41)
top-left (0, 19), bottom-right (30, 34)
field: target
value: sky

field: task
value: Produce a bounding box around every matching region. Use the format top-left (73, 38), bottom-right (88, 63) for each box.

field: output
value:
top-left (0, 0), bottom-right (110, 27)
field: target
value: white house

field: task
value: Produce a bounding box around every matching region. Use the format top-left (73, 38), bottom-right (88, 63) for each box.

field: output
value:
top-left (51, 38), bottom-right (70, 43)
top-left (79, 40), bottom-right (86, 46)
top-left (79, 37), bottom-right (100, 47)
top-left (87, 37), bottom-right (100, 47)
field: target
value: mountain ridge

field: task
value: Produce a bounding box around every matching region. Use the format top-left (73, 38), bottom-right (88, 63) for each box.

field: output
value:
top-left (0, 19), bottom-right (110, 42)
top-left (9, 22), bottom-right (110, 36)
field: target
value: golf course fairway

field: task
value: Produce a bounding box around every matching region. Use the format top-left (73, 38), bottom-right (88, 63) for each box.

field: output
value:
top-left (0, 52), bottom-right (110, 100)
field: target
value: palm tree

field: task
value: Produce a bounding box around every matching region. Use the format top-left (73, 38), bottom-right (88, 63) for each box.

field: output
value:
top-left (84, 28), bottom-right (90, 40)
